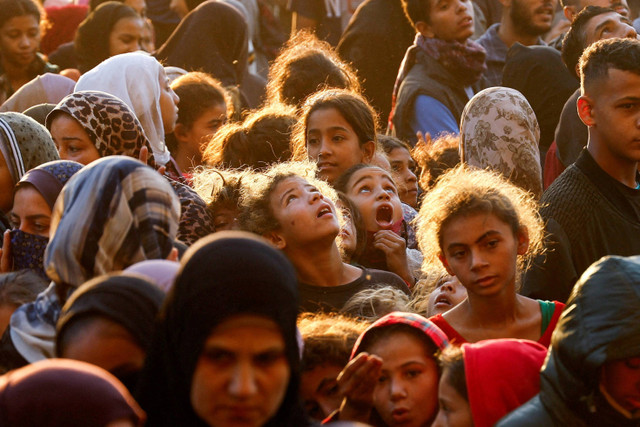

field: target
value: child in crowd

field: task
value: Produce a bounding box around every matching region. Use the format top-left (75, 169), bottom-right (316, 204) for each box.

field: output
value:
top-left (332, 312), bottom-right (448, 425)
top-left (433, 339), bottom-right (547, 427)
top-left (238, 162), bottom-right (409, 312)
top-left (266, 31), bottom-right (360, 108)
top-left (293, 88), bottom-right (376, 185)
top-left (166, 71), bottom-right (231, 175)
top-left (379, 135), bottom-right (419, 209)
top-left (411, 269), bottom-right (468, 317)
top-left (335, 192), bottom-right (366, 264)
top-left (202, 103), bottom-right (296, 171)
top-left (192, 168), bottom-right (244, 233)
top-left (417, 166), bottom-right (564, 347)
top-left (336, 164), bottom-right (420, 286)
top-left (388, 0), bottom-right (485, 144)
top-left (297, 312), bottom-right (369, 421)
top-left (342, 285), bottom-right (413, 321)
top-left (412, 132), bottom-right (460, 190)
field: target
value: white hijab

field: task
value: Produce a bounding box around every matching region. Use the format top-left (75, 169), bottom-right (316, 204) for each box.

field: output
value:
top-left (75, 52), bottom-right (171, 165)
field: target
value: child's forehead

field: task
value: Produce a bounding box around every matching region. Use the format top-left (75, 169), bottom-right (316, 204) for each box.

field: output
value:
top-left (348, 167), bottom-right (395, 186)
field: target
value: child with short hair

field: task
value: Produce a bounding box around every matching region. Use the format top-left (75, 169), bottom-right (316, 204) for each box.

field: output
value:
top-left (416, 165), bottom-right (564, 347)
top-left (292, 88), bottom-right (377, 185)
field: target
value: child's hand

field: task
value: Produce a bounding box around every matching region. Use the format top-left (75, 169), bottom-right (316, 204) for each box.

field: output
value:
top-left (0, 230), bottom-right (12, 273)
top-left (374, 230), bottom-right (413, 284)
top-left (336, 352), bottom-right (383, 422)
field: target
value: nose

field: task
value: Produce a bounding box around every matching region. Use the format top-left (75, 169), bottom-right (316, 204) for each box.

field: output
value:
top-left (389, 378), bottom-right (407, 402)
top-left (228, 362), bottom-right (258, 398)
top-left (318, 139), bottom-right (331, 158)
top-left (622, 23), bottom-right (637, 39)
top-left (18, 34), bottom-right (31, 48)
top-left (469, 249), bottom-right (488, 271)
top-left (172, 89), bottom-right (180, 105)
top-left (376, 188), bottom-right (391, 201)
top-left (441, 279), bottom-right (456, 293)
top-left (309, 190), bottom-right (323, 203)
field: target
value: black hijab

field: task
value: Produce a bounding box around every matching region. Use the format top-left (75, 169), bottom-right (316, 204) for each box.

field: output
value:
top-left (136, 231), bottom-right (308, 426)
top-left (155, 1), bottom-right (248, 87)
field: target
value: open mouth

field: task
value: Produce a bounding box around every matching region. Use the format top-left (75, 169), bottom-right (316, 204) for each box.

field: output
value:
top-left (317, 206), bottom-right (332, 218)
top-left (376, 205), bottom-right (393, 228)
top-left (435, 294), bottom-right (452, 307)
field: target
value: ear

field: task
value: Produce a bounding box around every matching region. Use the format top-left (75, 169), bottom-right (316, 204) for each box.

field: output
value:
top-left (438, 253), bottom-right (455, 276)
top-left (516, 227), bottom-right (529, 256)
top-left (266, 231), bottom-right (287, 250)
top-left (361, 140), bottom-right (376, 163)
top-left (563, 5), bottom-right (576, 22)
top-left (415, 21), bottom-right (435, 38)
top-left (173, 122), bottom-right (189, 143)
top-left (577, 95), bottom-right (596, 127)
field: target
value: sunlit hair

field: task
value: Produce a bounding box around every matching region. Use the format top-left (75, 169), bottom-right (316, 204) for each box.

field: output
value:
top-left (409, 266), bottom-right (451, 316)
top-left (579, 37), bottom-right (640, 94)
top-left (202, 103), bottom-right (296, 171)
top-left (411, 133), bottom-right (460, 190)
top-left (292, 89), bottom-right (378, 161)
top-left (266, 31), bottom-right (360, 108)
top-left (342, 285), bottom-right (413, 322)
top-left (191, 166), bottom-right (246, 218)
top-left (237, 161), bottom-right (338, 236)
top-left (416, 165), bottom-right (544, 272)
top-left (297, 312), bottom-right (369, 371)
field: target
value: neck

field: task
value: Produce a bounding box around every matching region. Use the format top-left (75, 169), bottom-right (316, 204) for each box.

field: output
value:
top-left (173, 147), bottom-right (201, 174)
top-left (1, 57), bottom-right (30, 90)
top-left (587, 138), bottom-right (639, 188)
top-left (463, 283), bottom-right (521, 324)
top-left (285, 241), bottom-right (353, 287)
top-left (497, 19), bottom-right (540, 48)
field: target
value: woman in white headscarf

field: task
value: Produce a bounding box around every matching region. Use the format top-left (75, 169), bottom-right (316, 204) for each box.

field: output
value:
top-left (75, 52), bottom-right (180, 168)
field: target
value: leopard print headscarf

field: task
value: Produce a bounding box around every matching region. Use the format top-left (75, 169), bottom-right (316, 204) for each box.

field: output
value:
top-left (46, 90), bottom-right (156, 166)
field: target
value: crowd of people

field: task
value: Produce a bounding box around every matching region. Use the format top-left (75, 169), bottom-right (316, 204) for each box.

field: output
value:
top-left (0, 0), bottom-right (639, 425)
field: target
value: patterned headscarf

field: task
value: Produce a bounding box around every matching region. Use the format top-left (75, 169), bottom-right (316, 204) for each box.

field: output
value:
top-left (46, 91), bottom-right (155, 165)
top-left (0, 112), bottom-right (59, 186)
top-left (351, 311), bottom-right (449, 359)
top-left (460, 87), bottom-right (543, 199)
top-left (45, 156), bottom-right (180, 286)
top-left (75, 52), bottom-right (171, 165)
top-left (10, 156), bottom-right (180, 363)
top-left (16, 160), bottom-right (84, 210)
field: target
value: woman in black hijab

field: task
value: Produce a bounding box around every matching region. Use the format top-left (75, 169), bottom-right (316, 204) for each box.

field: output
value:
top-left (136, 231), bottom-right (308, 427)
top-left (155, 1), bottom-right (265, 109)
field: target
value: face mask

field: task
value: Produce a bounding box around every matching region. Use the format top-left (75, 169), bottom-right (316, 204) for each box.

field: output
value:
top-left (10, 229), bottom-right (49, 279)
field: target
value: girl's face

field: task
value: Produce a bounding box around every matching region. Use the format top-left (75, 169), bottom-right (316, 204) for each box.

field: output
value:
top-left (190, 315), bottom-right (290, 427)
top-left (427, 275), bottom-right (467, 317)
top-left (211, 201), bottom-right (238, 232)
top-left (176, 102), bottom-right (227, 159)
top-left (159, 71), bottom-right (180, 134)
top-left (108, 16), bottom-right (145, 57)
top-left (438, 213), bottom-right (528, 297)
top-left (368, 331), bottom-right (439, 427)
top-left (335, 199), bottom-right (357, 261)
top-left (306, 107), bottom-right (374, 185)
top-left (432, 369), bottom-right (473, 427)
top-left (0, 14), bottom-right (40, 69)
top-left (345, 167), bottom-right (403, 232)
top-left (268, 176), bottom-right (340, 249)
top-left (10, 185), bottom-right (51, 237)
top-left (388, 147), bottom-right (419, 208)
top-left (50, 114), bottom-right (101, 165)
top-left (421, 0), bottom-right (474, 42)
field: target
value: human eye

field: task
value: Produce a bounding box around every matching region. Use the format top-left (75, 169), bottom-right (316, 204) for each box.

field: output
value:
top-left (27, 29), bottom-right (39, 38)
top-left (332, 133), bottom-right (345, 142)
top-left (33, 221), bottom-right (49, 233)
top-left (384, 184), bottom-right (397, 194)
top-left (6, 30), bottom-right (20, 39)
top-left (254, 350), bottom-right (284, 367)
top-left (307, 136), bottom-right (319, 146)
top-left (68, 145), bottom-right (82, 154)
top-left (450, 248), bottom-right (466, 259)
top-left (378, 374), bottom-right (389, 384)
top-left (405, 368), bottom-right (422, 379)
top-left (285, 193), bottom-right (298, 205)
top-left (202, 348), bottom-right (233, 365)
top-left (486, 239), bottom-right (499, 249)
top-left (357, 185), bottom-right (371, 193)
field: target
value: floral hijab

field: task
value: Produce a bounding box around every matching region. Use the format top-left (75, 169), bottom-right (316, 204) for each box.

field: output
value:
top-left (460, 87), bottom-right (543, 199)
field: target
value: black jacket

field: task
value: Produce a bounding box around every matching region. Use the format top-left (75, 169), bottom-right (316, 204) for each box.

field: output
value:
top-left (499, 255), bottom-right (640, 426)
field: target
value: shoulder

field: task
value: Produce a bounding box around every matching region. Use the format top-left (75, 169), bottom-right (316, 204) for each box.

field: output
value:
top-left (496, 395), bottom-right (553, 427)
top-left (361, 268), bottom-right (410, 294)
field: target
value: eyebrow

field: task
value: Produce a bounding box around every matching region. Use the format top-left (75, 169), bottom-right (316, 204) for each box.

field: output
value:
top-left (446, 230), bottom-right (501, 250)
top-left (350, 174), bottom-right (374, 189)
top-left (308, 126), bottom-right (350, 134)
top-left (10, 213), bottom-right (49, 221)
